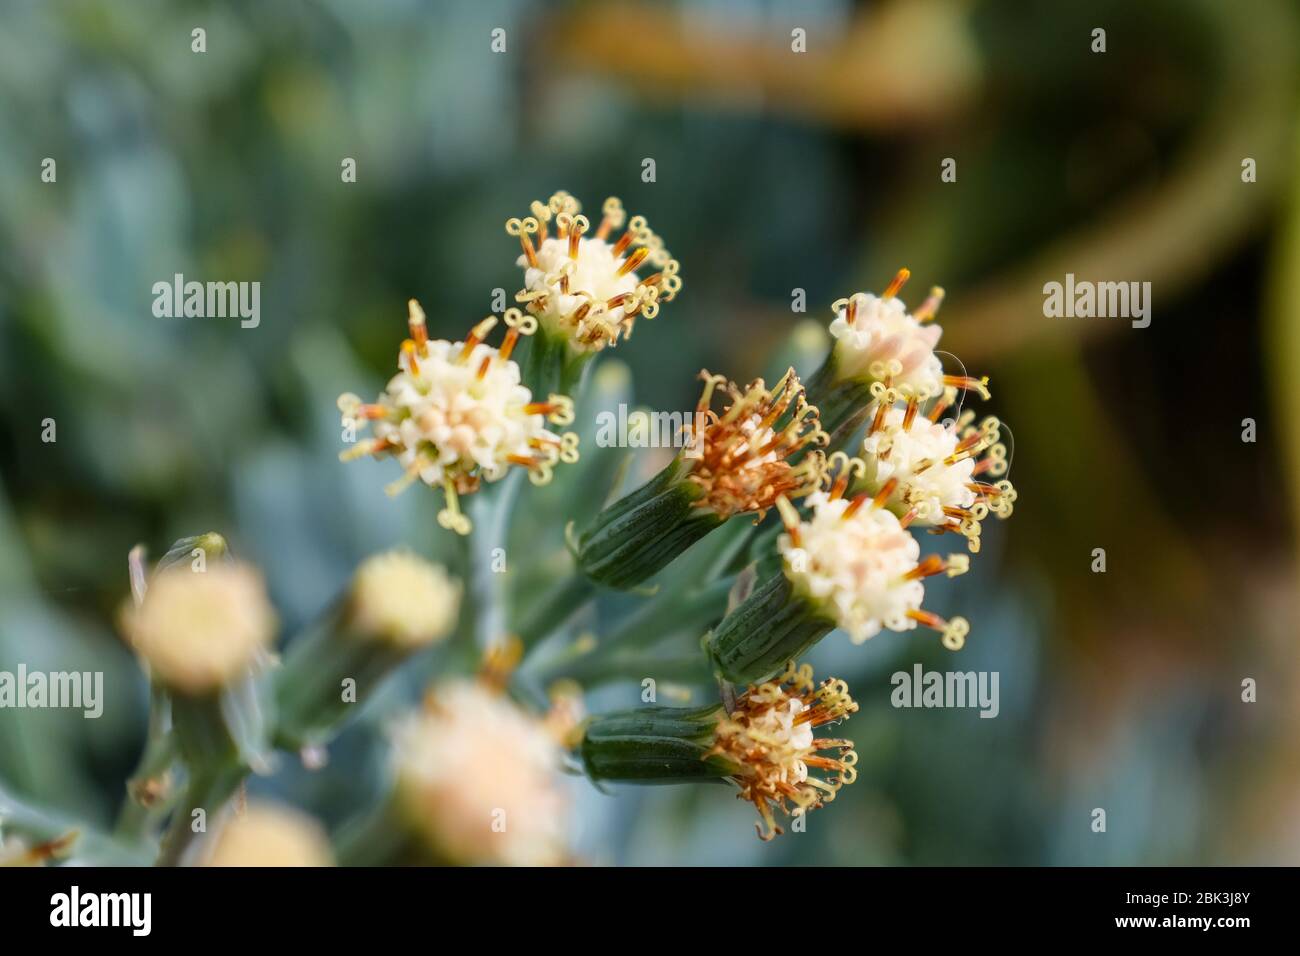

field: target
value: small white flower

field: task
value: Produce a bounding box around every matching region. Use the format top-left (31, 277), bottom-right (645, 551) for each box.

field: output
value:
top-left (776, 461), bottom-right (971, 649)
top-left (121, 563), bottom-right (276, 695)
top-left (520, 236), bottom-right (639, 336)
top-left (862, 404), bottom-right (975, 519)
top-left (829, 293), bottom-right (943, 399)
top-left (780, 489), bottom-right (925, 643)
top-left (205, 803), bottom-right (333, 867)
top-left (346, 550), bottom-right (461, 649)
top-left (339, 301), bottom-right (578, 534)
top-left (707, 662), bottom-right (858, 841)
top-left (827, 269), bottom-right (989, 402)
top-left (508, 192), bottom-right (681, 352)
top-left (862, 404), bottom-right (1017, 553)
top-left (391, 681), bottom-right (570, 867)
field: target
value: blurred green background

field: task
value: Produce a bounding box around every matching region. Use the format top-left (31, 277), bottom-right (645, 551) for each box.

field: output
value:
top-left (2, 0), bottom-right (1299, 865)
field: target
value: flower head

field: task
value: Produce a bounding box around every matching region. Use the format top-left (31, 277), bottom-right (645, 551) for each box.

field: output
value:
top-left (345, 550), bottom-right (461, 648)
top-left (777, 455), bottom-right (970, 648)
top-left (390, 680), bottom-right (571, 866)
top-left (828, 268), bottom-right (989, 402)
top-left (706, 661), bottom-right (858, 841)
top-left (121, 563), bottom-right (276, 695)
top-left (508, 191), bottom-right (681, 352)
top-left (860, 399), bottom-right (1017, 552)
top-left (686, 368), bottom-right (827, 519)
top-left (338, 300), bottom-right (579, 534)
top-left (205, 803), bottom-right (333, 867)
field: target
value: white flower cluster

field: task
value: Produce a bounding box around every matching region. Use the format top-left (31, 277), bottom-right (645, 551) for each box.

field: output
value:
top-left (774, 270), bottom-right (1018, 651)
top-left (828, 290), bottom-right (945, 398)
top-left (339, 303), bottom-right (578, 534)
top-left (780, 489), bottom-right (926, 644)
top-left (509, 192), bottom-right (681, 352)
top-left (861, 404), bottom-right (977, 525)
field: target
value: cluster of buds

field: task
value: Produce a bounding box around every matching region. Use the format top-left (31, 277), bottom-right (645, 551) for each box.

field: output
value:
top-left (7, 200), bottom-right (1024, 866)
top-left (338, 300), bottom-right (579, 534)
top-left (508, 191), bottom-right (681, 353)
top-left (577, 367), bottom-right (827, 590)
top-left (113, 535), bottom-right (472, 866)
top-left (580, 661), bottom-right (858, 840)
top-left (706, 269), bottom-right (1017, 687)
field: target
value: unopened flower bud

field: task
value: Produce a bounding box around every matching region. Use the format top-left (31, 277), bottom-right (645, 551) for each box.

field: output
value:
top-left (577, 368), bottom-right (826, 589)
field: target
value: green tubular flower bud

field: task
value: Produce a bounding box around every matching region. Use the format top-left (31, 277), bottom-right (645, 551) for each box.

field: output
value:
top-left (581, 663), bottom-right (861, 841)
top-left (577, 368), bottom-right (826, 590)
top-left (576, 455), bottom-right (725, 589)
top-left (580, 706), bottom-right (737, 783)
top-left (704, 565), bottom-right (836, 686)
top-left (275, 550), bottom-right (460, 749)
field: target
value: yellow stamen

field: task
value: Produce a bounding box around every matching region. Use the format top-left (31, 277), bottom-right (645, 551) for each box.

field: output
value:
top-left (617, 246), bottom-right (649, 276)
top-left (401, 340), bottom-right (420, 376)
top-left (913, 286), bottom-right (945, 323)
top-left (882, 267), bottom-right (911, 300)
top-left (457, 316), bottom-right (499, 364)
top-left (407, 299), bottom-right (429, 353)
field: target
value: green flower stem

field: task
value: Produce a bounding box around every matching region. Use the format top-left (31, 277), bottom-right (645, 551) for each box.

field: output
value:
top-left (705, 567), bottom-right (837, 685)
top-left (114, 737), bottom-right (178, 841)
top-left (516, 572), bottom-right (597, 648)
top-left (114, 684), bottom-right (176, 842)
top-left (171, 692), bottom-right (241, 767)
top-left (462, 472), bottom-right (522, 651)
top-left (523, 327), bottom-right (594, 400)
top-left (599, 575), bottom-right (735, 652)
top-left (523, 327), bottom-right (567, 398)
top-left (155, 761), bottom-right (246, 867)
top-left (543, 576), bottom-right (734, 685)
top-left (561, 652), bottom-right (712, 688)
top-left (156, 686), bottom-right (267, 865)
top-left (274, 620), bottom-right (411, 750)
top-left (580, 706), bottom-right (737, 783)
top-left (560, 347), bottom-right (595, 401)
